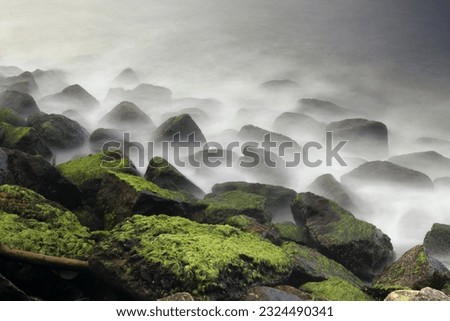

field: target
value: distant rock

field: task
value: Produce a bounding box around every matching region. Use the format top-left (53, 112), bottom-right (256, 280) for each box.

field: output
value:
top-left (162, 108), bottom-right (209, 125)
top-left (374, 245), bottom-right (450, 291)
top-left (0, 148), bottom-right (81, 209)
top-left (172, 97), bottom-right (223, 110)
top-left (238, 124), bottom-right (301, 152)
top-left (389, 151), bottom-right (450, 180)
top-left (0, 71), bottom-right (39, 96)
top-left (384, 287), bottom-right (450, 301)
top-left (32, 69), bottom-right (68, 96)
top-left (39, 84), bottom-right (100, 112)
top-left (260, 79), bottom-right (300, 93)
top-left (153, 113), bottom-right (207, 145)
top-left (326, 118), bottom-right (389, 160)
top-left (62, 109), bottom-right (89, 128)
top-left (89, 128), bottom-right (123, 152)
top-left (104, 83), bottom-right (172, 110)
top-left (273, 112), bottom-right (326, 142)
top-left (0, 66), bottom-right (23, 77)
top-left (434, 177), bottom-right (450, 190)
top-left (291, 192), bottom-right (394, 279)
top-left (27, 113), bottom-right (89, 149)
top-left (424, 223), bottom-right (450, 270)
top-left (144, 157), bottom-right (205, 199)
top-left (100, 101), bottom-right (154, 131)
top-left (308, 174), bottom-right (357, 211)
top-left (0, 90), bottom-right (40, 118)
top-left (112, 68), bottom-right (139, 87)
top-left (297, 98), bottom-right (363, 123)
top-left (416, 137), bottom-right (450, 151)
top-left (341, 161), bottom-right (434, 190)
top-left (0, 108), bottom-right (26, 126)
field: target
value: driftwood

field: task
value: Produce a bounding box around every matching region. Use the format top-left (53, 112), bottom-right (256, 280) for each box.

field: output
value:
top-left (0, 244), bottom-right (89, 271)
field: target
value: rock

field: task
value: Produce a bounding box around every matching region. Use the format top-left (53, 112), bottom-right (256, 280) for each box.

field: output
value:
top-left (424, 223), bottom-right (450, 269)
top-left (0, 185), bottom-right (93, 259)
top-left (281, 242), bottom-right (364, 287)
top-left (415, 137), bottom-right (450, 152)
top-left (0, 148), bottom-right (81, 209)
top-left (158, 292), bottom-right (194, 301)
top-left (62, 109), bottom-right (89, 129)
top-left (274, 285), bottom-right (313, 300)
top-left (291, 192), bottom-right (394, 279)
top-left (162, 108), bottom-right (209, 125)
top-left (307, 174), bottom-right (357, 212)
top-left (389, 151), bottom-right (450, 180)
top-left (297, 98), bottom-right (363, 123)
top-left (326, 118), bottom-right (388, 160)
top-left (273, 112), bottom-right (326, 142)
top-left (434, 177), bottom-right (450, 190)
top-left (226, 215), bottom-right (280, 244)
top-left (198, 190), bottom-right (270, 224)
top-left (89, 215), bottom-right (292, 300)
top-left (172, 97), bottom-right (224, 111)
top-left (238, 124), bottom-right (301, 153)
top-left (0, 90), bottom-right (40, 118)
top-left (0, 71), bottom-right (39, 95)
top-left (89, 128), bottom-right (123, 152)
top-left (112, 68), bottom-right (139, 87)
top-left (0, 123), bottom-right (53, 160)
top-left (31, 69), bottom-right (68, 96)
top-left (0, 108), bottom-right (26, 126)
top-left (243, 286), bottom-right (303, 301)
top-left (300, 277), bottom-right (371, 301)
top-left (39, 84), bottom-right (100, 112)
top-left (153, 113), bottom-right (207, 145)
top-left (374, 245), bottom-right (450, 291)
top-left (99, 101), bottom-right (154, 131)
top-left (144, 157), bottom-right (205, 199)
top-left (211, 181), bottom-right (297, 220)
top-left (274, 223), bottom-right (309, 245)
top-left (0, 273), bottom-right (31, 300)
top-left (384, 287), bottom-right (450, 301)
top-left (27, 113), bottom-right (89, 149)
top-left (104, 83), bottom-right (172, 110)
top-left (260, 79), bottom-right (299, 92)
top-left (0, 66), bottom-right (23, 77)
top-left (341, 161), bottom-right (434, 190)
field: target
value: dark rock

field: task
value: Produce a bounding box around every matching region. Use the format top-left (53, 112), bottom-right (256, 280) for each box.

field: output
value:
top-left (89, 128), bottom-right (123, 152)
top-left (211, 181), bottom-right (296, 220)
top-left (326, 118), bottom-right (389, 160)
top-left (144, 157), bottom-right (204, 199)
top-left (424, 223), bottom-right (450, 270)
top-left (341, 161), bottom-right (434, 190)
top-left (0, 90), bottom-right (40, 118)
top-left (273, 222), bottom-right (309, 245)
top-left (291, 192), bottom-right (394, 279)
top-left (89, 215), bottom-right (292, 300)
top-left (308, 174), bottom-right (357, 212)
top-left (0, 108), bottom-right (26, 126)
top-left (39, 84), bottom-right (100, 112)
top-left (374, 245), bottom-right (450, 291)
top-left (162, 108), bottom-right (209, 125)
top-left (243, 286), bottom-right (302, 301)
top-left (389, 151), bottom-right (450, 180)
top-left (226, 215), bottom-right (281, 244)
top-left (99, 101), bottom-right (154, 131)
top-left (273, 112), bottom-right (326, 142)
top-left (153, 113), bottom-right (207, 144)
top-left (273, 285), bottom-right (313, 300)
top-left (158, 292), bottom-right (194, 301)
top-left (238, 124), bottom-right (301, 152)
top-left (298, 98), bottom-right (363, 123)
top-left (384, 287), bottom-right (450, 301)
top-left (62, 109), bottom-right (89, 128)
top-left (0, 148), bottom-right (81, 209)
top-left (0, 273), bottom-right (31, 300)
top-left (27, 113), bottom-right (89, 149)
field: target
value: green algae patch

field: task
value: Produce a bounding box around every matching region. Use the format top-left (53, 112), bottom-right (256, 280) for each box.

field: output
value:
top-left (300, 277), bottom-right (371, 301)
top-left (57, 152), bottom-right (134, 186)
top-left (274, 223), bottom-right (309, 244)
top-left (0, 185), bottom-right (93, 259)
top-left (198, 190), bottom-right (270, 224)
top-left (90, 214), bottom-right (292, 300)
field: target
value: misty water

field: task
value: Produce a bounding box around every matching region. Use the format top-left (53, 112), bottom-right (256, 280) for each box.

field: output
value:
top-left (2, 0), bottom-right (450, 258)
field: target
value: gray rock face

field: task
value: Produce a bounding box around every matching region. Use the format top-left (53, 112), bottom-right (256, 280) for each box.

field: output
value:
top-left (100, 101), bottom-right (154, 131)
top-left (0, 90), bottom-right (40, 118)
top-left (153, 113), bottom-right (207, 145)
top-left (424, 223), bottom-right (450, 270)
top-left (297, 98), bottom-right (363, 123)
top-left (39, 84), bottom-right (100, 112)
top-left (389, 151), bottom-right (450, 180)
top-left (341, 161), bottom-right (434, 190)
top-left (326, 118), bottom-right (388, 160)
top-left (238, 124), bottom-right (301, 152)
top-left (273, 112), bottom-right (326, 142)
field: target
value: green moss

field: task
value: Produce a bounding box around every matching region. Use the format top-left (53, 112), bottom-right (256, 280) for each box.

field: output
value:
top-left (274, 223), bottom-right (308, 244)
top-left (225, 215), bottom-right (254, 230)
top-left (99, 215), bottom-right (292, 297)
top-left (0, 122), bottom-right (32, 146)
top-left (300, 277), bottom-right (371, 301)
top-left (199, 191), bottom-right (270, 224)
top-left (0, 108), bottom-right (25, 126)
top-left (0, 185), bottom-right (94, 259)
top-left (57, 153), bottom-right (133, 186)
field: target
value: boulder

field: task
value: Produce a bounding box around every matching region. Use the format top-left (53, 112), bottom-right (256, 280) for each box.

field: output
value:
top-left (274, 223), bottom-right (309, 245)
top-left (291, 192), bottom-right (394, 279)
top-left (89, 215), bottom-right (292, 300)
top-left (112, 68), bottom-right (139, 87)
top-left (161, 108), bottom-right (209, 125)
top-left (104, 83), bottom-right (172, 110)
top-left (297, 98), bottom-right (363, 123)
top-left (389, 151), bottom-right (450, 180)
top-left (0, 71), bottom-right (39, 95)
top-left (198, 191), bottom-right (270, 224)
top-left (384, 287), bottom-right (450, 301)
top-left (0, 148), bottom-right (81, 209)
top-left (89, 128), bottom-right (123, 152)
top-left (39, 84), bottom-right (100, 112)
top-left (0, 185), bottom-right (93, 259)
top-left (31, 69), bottom-right (68, 96)
top-left (243, 286), bottom-right (303, 301)
top-left (424, 223), bottom-right (450, 269)
top-left (373, 245), bottom-right (450, 291)
top-left (238, 124), bottom-right (301, 153)
top-left (99, 101), bottom-right (154, 131)
top-left (0, 108), bottom-right (26, 126)
top-left (0, 66), bottom-right (23, 78)
top-left (62, 109), bottom-right (89, 129)
top-left (273, 112), bottom-right (326, 142)
top-left (300, 277), bottom-right (371, 301)
top-left (226, 215), bottom-right (280, 244)
top-left (326, 118), bottom-right (388, 160)
top-left (0, 90), bottom-right (40, 118)
top-left (144, 157), bottom-right (204, 199)
top-left (0, 273), bottom-right (31, 300)
top-left (341, 161), bottom-right (434, 190)
top-left (27, 113), bottom-right (89, 149)
top-left (153, 113), bottom-right (207, 145)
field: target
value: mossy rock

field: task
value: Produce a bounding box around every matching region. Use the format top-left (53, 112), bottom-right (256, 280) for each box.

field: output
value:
top-left (300, 277), bottom-right (372, 301)
top-left (274, 222), bottom-right (309, 245)
top-left (281, 242), bottom-right (363, 288)
top-left (0, 123), bottom-right (52, 160)
top-left (0, 108), bottom-right (26, 126)
top-left (89, 128), bottom-right (123, 153)
top-left (153, 113), bottom-right (207, 144)
top-left (0, 90), bottom-right (40, 118)
top-left (144, 157), bottom-right (205, 199)
top-left (424, 223), bottom-right (450, 269)
top-left (97, 172), bottom-right (196, 230)
top-left (99, 101), bottom-right (154, 130)
top-left (291, 192), bottom-right (394, 280)
top-left (243, 286), bottom-right (303, 301)
top-left (373, 245), bottom-right (450, 292)
top-left (198, 191), bottom-right (270, 224)
top-left (226, 215), bottom-right (280, 244)
top-left (89, 214), bottom-right (292, 300)
top-left (0, 185), bottom-right (93, 259)
top-left (211, 181), bottom-right (296, 220)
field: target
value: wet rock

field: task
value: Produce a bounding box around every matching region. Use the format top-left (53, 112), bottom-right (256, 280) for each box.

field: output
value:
top-left (0, 273), bottom-right (31, 300)
top-left (99, 101), bottom-right (154, 131)
top-left (0, 90), bottom-right (40, 118)
top-left (297, 98), bottom-right (363, 123)
top-left (153, 113), bottom-right (207, 145)
top-left (384, 287), bottom-right (450, 301)
top-left (89, 128), bottom-right (123, 152)
top-left (424, 223), bottom-right (450, 269)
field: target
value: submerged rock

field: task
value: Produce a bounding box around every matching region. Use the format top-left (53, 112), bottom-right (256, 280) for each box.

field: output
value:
top-left (291, 192), bottom-right (394, 279)
top-left (99, 101), bottom-right (154, 131)
top-left (0, 90), bottom-right (40, 118)
top-left (153, 113), bottom-right (207, 145)
top-left (89, 215), bottom-right (292, 300)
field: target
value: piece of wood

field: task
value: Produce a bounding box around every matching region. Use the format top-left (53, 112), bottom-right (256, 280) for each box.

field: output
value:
top-left (0, 244), bottom-right (89, 271)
